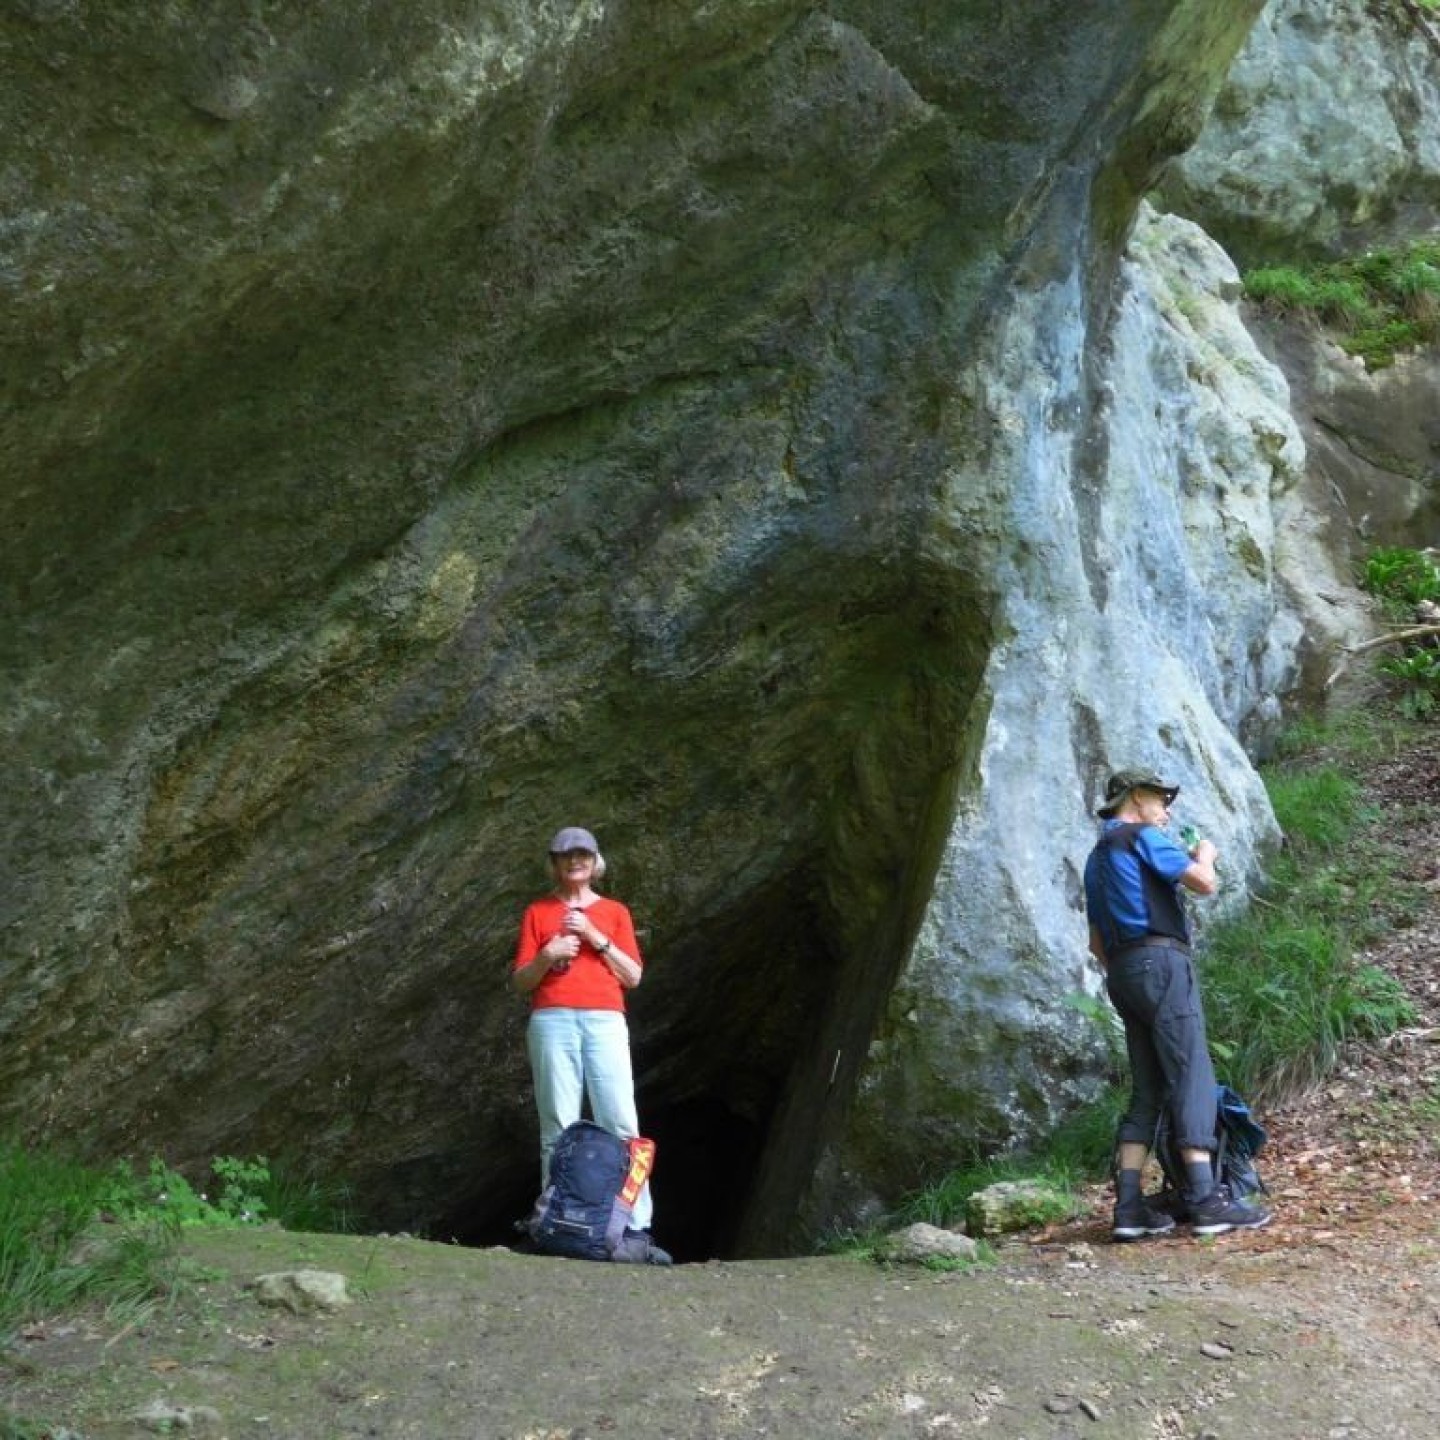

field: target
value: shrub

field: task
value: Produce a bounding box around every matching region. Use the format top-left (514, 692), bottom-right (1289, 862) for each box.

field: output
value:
top-left (103, 1155), bottom-right (356, 1234)
top-left (1362, 545), bottom-right (1440, 611)
top-left (1198, 750), bottom-right (1416, 1102)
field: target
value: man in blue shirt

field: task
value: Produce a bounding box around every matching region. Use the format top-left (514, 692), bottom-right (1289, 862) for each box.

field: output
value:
top-left (1085, 768), bottom-right (1271, 1241)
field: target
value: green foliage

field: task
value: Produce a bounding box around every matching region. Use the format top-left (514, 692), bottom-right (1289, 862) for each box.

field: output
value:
top-left (1359, 546), bottom-right (1440, 715)
top-left (1243, 240), bottom-right (1440, 368)
top-left (256, 1162), bottom-right (358, 1235)
top-left (0, 1141), bottom-right (180, 1343)
top-left (2, 1145), bottom-right (358, 1344)
top-left (102, 1155), bottom-right (355, 1234)
top-left (1267, 763), bottom-right (1373, 852)
top-left (102, 1157), bottom-right (260, 1228)
top-left (1041, 1083), bottom-right (1128, 1179)
top-left (1197, 743), bottom-right (1417, 1103)
top-left (913, 1247), bottom-right (996, 1273)
top-left (1201, 913), bottom-right (1413, 1102)
top-left (1362, 546), bottom-right (1440, 613)
top-left (0, 1418), bottom-right (46, 1440)
top-left (1379, 649), bottom-right (1440, 719)
top-left (892, 1153), bottom-right (1080, 1233)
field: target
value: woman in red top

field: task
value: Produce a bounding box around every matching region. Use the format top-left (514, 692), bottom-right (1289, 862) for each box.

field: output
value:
top-left (512, 826), bottom-right (653, 1233)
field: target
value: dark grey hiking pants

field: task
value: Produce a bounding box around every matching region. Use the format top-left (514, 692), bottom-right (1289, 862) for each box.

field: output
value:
top-left (1105, 940), bottom-right (1218, 1153)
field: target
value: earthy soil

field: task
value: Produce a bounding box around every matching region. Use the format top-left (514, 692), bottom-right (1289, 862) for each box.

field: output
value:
top-left (5, 729), bottom-right (1439, 1440)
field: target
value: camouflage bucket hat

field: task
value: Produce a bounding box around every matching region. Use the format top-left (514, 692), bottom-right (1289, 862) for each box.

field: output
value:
top-left (1096, 768), bottom-right (1179, 818)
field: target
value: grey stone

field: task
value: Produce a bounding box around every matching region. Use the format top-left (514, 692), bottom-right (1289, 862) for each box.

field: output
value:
top-left (250, 1269), bottom-right (352, 1313)
top-left (1164, 0), bottom-right (1440, 262)
top-left (964, 1180), bottom-right (1077, 1238)
top-left (877, 1223), bottom-right (980, 1266)
top-left (133, 1401), bottom-right (223, 1433)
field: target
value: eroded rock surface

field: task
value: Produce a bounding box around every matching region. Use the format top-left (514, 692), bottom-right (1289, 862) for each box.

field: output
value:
top-left (1, 3), bottom-right (1302, 1253)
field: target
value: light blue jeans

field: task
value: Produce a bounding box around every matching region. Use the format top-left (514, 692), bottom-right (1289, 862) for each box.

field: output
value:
top-left (527, 1007), bottom-right (653, 1231)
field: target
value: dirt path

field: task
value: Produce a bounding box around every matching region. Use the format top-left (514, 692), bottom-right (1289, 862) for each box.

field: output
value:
top-left (6, 729), bottom-right (1440, 1439)
top-left (4, 1220), bottom-right (1438, 1440)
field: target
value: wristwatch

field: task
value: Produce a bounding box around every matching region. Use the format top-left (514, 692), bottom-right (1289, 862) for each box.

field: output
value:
top-left (596, 937), bottom-right (612, 956)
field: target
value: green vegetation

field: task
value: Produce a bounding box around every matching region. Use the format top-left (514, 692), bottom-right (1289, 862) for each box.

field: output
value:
top-left (1360, 546), bottom-right (1440, 716)
top-left (1, 1147), bottom-right (355, 1349)
top-left (1243, 240), bottom-right (1440, 368)
top-left (890, 1157), bottom-right (1075, 1233)
top-left (1199, 759), bottom-right (1415, 1102)
top-left (0, 1141), bottom-right (180, 1344)
top-left (1363, 545), bottom-right (1440, 615)
top-left (106, 1155), bottom-right (357, 1235)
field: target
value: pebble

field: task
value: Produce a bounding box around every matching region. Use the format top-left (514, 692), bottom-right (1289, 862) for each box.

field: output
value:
top-left (1200, 1340), bottom-right (1234, 1360)
top-left (1043, 1394), bottom-right (1101, 1421)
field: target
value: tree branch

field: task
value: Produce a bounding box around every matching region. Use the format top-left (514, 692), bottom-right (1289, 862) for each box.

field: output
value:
top-left (1325, 623), bottom-right (1440, 688)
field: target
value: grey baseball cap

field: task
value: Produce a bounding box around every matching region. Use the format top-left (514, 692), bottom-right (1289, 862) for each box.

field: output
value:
top-left (548, 826), bottom-right (599, 854)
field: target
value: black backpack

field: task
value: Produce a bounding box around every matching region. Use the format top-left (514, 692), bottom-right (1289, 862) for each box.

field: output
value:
top-left (1153, 1083), bottom-right (1268, 1209)
top-left (525, 1121), bottom-right (661, 1263)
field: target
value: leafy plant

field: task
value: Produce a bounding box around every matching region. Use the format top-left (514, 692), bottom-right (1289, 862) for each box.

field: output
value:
top-left (890, 1152), bottom-right (1082, 1233)
top-left (101, 1155), bottom-right (355, 1233)
top-left (1379, 648), bottom-right (1440, 718)
top-left (1358, 546), bottom-right (1440, 714)
top-left (1201, 916), bottom-right (1413, 1102)
top-left (1267, 763), bottom-right (1373, 853)
top-left (1362, 546), bottom-right (1440, 613)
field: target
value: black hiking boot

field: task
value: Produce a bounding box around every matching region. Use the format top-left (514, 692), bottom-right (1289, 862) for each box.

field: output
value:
top-left (1111, 1196), bottom-right (1177, 1243)
top-left (1187, 1185), bottom-right (1273, 1237)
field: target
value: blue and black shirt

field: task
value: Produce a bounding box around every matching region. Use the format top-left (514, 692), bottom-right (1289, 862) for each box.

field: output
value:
top-left (1083, 820), bottom-right (1192, 957)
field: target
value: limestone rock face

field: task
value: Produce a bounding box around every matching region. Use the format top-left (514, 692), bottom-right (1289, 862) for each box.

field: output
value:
top-left (1162, 0), bottom-right (1440, 263)
top-left (1250, 325), bottom-right (1440, 566)
top-left (2, 2), bottom-right (1278, 1254)
top-left (1157, 0), bottom-right (1439, 707)
top-left (803, 205), bottom-right (1367, 1246)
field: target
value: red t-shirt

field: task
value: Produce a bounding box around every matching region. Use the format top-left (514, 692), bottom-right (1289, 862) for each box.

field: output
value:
top-left (512, 894), bottom-right (642, 1012)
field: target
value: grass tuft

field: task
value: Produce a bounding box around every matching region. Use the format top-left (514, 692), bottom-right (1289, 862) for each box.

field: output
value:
top-left (1243, 240), bottom-right (1440, 368)
top-left (0, 1142), bottom-right (181, 1344)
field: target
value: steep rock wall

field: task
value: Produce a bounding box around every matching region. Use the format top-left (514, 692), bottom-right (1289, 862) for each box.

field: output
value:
top-left (1, 2), bottom-right (1274, 1253)
top-left (1160, 0), bottom-right (1439, 652)
top-left (782, 204), bottom-right (1371, 1245)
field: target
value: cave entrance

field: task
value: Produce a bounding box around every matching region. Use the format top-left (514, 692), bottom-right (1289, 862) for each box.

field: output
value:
top-left (438, 1092), bottom-right (766, 1264)
top-left (639, 1094), bottom-right (765, 1263)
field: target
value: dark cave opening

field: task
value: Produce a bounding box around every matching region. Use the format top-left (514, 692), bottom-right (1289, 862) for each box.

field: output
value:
top-left (441, 1094), bottom-right (766, 1264)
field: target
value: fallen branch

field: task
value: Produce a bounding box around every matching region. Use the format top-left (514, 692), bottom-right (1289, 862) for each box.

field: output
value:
top-left (1325, 623), bottom-right (1440, 688)
top-left (1340, 622), bottom-right (1440, 657)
